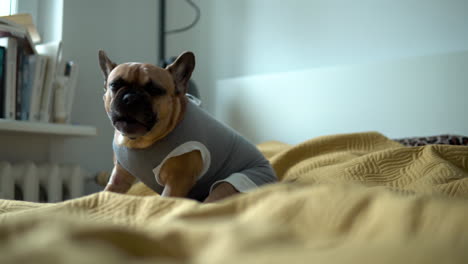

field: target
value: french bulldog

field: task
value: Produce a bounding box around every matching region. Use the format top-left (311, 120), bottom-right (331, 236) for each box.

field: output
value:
top-left (98, 50), bottom-right (276, 202)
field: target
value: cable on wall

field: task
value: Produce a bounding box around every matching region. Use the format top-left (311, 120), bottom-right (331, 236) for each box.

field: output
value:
top-left (165, 0), bottom-right (201, 35)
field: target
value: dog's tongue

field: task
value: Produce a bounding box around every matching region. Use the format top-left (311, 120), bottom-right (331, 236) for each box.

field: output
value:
top-left (115, 120), bottom-right (148, 137)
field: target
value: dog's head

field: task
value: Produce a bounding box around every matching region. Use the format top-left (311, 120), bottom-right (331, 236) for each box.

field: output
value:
top-left (98, 50), bottom-right (195, 146)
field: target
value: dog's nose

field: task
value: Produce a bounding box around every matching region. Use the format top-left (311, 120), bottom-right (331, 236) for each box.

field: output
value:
top-left (122, 93), bottom-right (139, 105)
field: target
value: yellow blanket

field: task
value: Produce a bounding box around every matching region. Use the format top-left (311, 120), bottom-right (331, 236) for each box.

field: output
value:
top-left (1, 132), bottom-right (468, 264)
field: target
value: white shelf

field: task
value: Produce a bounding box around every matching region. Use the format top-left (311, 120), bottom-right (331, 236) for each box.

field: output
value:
top-left (0, 119), bottom-right (97, 137)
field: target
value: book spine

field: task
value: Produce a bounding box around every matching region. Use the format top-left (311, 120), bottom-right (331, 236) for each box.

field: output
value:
top-left (20, 54), bottom-right (34, 120)
top-left (4, 38), bottom-right (17, 120)
top-left (29, 55), bottom-right (47, 121)
top-left (0, 47), bottom-right (5, 118)
top-left (28, 55), bottom-right (38, 121)
top-left (15, 43), bottom-right (26, 120)
top-left (37, 41), bottom-right (62, 123)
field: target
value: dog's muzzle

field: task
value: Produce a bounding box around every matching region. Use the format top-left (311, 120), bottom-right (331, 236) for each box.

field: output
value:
top-left (110, 90), bottom-right (157, 138)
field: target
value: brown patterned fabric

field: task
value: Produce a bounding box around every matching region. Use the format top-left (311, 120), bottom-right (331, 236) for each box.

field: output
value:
top-left (394, 134), bottom-right (468, 146)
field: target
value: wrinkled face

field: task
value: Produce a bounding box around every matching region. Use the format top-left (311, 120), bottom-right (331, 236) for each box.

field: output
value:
top-left (99, 50), bottom-right (195, 141)
top-left (103, 63), bottom-right (175, 139)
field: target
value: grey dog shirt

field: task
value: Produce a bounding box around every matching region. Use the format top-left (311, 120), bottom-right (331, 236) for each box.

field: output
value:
top-left (113, 98), bottom-right (277, 201)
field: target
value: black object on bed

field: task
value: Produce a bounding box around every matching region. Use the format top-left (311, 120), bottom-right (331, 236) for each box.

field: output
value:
top-left (394, 135), bottom-right (468, 147)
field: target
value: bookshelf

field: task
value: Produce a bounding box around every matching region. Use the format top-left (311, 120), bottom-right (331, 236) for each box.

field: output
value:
top-left (0, 119), bottom-right (97, 136)
top-left (0, 15), bottom-right (94, 138)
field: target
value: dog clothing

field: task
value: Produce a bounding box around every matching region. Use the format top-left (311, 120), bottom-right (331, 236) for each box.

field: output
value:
top-left (113, 98), bottom-right (277, 201)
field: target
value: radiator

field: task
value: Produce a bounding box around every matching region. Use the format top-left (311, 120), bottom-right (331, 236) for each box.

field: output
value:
top-left (0, 161), bottom-right (88, 202)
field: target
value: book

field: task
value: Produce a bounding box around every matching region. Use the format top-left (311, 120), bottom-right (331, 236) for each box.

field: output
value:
top-left (28, 55), bottom-right (47, 121)
top-left (0, 14), bottom-right (37, 54)
top-left (36, 41), bottom-right (62, 122)
top-left (19, 52), bottom-right (35, 120)
top-left (0, 23), bottom-right (36, 55)
top-left (16, 41), bottom-right (29, 120)
top-left (0, 14), bottom-right (41, 44)
top-left (0, 16), bottom-right (37, 120)
top-left (53, 61), bottom-right (79, 123)
top-left (0, 47), bottom-right (5, 118)
top-left (0, 37), bottom-right (18, 119)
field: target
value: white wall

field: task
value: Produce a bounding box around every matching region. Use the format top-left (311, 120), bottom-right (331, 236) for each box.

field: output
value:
top-left (18, 0), bottom-right (63, 43)
top-left (166, 0), bottom-right (468, 113)
top-left (215, 50), bottom-right (468, 144)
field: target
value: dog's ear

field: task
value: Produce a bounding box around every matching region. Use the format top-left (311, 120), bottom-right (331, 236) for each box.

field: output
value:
top-left (98, 50), bottom-right (117, 80)
top-left (166, 51), bottom-right (195, 94)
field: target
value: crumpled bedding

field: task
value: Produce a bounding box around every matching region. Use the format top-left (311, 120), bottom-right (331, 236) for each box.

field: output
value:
top-left (0, 132), bottom-right (467, 264)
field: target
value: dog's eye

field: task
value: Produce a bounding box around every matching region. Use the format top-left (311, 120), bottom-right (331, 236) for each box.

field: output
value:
top-left (109, 79), bottom-right (126, 92)
top-left (109, 82), bottom-right (120, 90)
top-left (145, 83), bottom-right (166, 96)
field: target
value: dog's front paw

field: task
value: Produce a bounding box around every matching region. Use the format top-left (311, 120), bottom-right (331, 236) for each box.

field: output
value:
top-left (204, 182), bottom-right (239, 203)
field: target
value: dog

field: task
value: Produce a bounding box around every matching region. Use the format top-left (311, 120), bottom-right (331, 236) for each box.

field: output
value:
top-left (98, 50), bottom-right (277, 202)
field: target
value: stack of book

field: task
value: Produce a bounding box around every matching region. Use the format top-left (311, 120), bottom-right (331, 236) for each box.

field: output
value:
top-left (0, 13), bottom-right (78, 124)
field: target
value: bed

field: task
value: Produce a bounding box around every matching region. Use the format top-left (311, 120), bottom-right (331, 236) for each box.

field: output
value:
top-left (0, 131), bottom-right (467, 263)
top-left (1, 50), bottom-right (468, 263)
